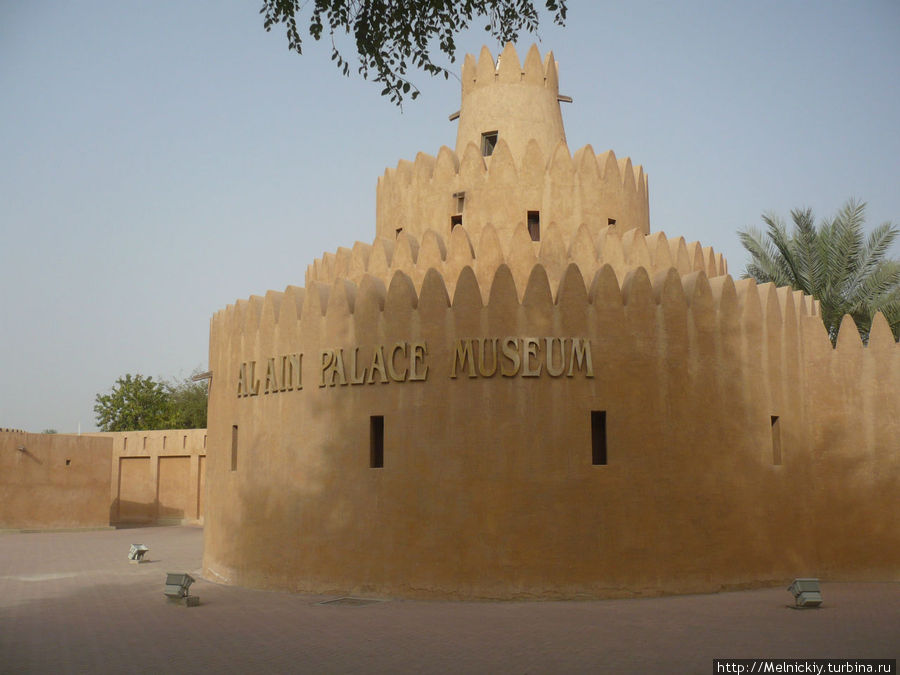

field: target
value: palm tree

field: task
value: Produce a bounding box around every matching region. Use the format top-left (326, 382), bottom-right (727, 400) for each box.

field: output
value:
top-left (739, 198), bottom-right (900, 345)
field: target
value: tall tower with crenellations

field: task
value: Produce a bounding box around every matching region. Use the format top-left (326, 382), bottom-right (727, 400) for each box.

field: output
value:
top-left (375, 44), bottom-right (650, 246)
top-left (455, 43), bottom-right (567, 163)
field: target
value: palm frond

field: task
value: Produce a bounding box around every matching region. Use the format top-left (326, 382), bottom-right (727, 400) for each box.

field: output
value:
top-left (789, 207), bottom-right (821, 296)
top-left (821, 210), bottom-right (861, 310)
top-left (739, 198), bottom-right (900, 344)
top-left (849, 221), bottom-right (899, 293)
top-left (739, 225), bottom-right (793, 287)
top-left (763, 213), bottom-right (800, 289)
top-left (852, 261), bottom-right (900, 314)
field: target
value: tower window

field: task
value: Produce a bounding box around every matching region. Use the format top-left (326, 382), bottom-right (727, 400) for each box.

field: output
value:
top-left (451, 214), bottom-right (463, 230)
top-left (527, 211), bottom-right (541, 241)
top-left (771, 416), bottom-right (782, 466)
top-left (453, 191), bottom-right (465, 214)
top-left (231, 425), bottom-right (238, 471)
top-left (395, 227), bottom-right (403, 237)
top-left (481, 131), bottom-right (498, 157)
top-left (591, 411), bottom-right (607, 465)
top-left (608, 218), bottom-right (616, 226)
top-left (370, 416), bottom-right (384, 468)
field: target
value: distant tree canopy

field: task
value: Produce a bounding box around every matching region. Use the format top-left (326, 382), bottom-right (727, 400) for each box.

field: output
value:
top-left (260, 0), bottom-right (567, 104)
top-left (739, 199), bottom-right (900, 345)
top-left (165, 375), bottom-right (209, 430)
top-left (94, 371), bottom-right (208, 432)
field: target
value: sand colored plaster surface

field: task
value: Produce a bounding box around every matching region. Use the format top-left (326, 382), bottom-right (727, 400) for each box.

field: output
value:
top-left (0, 431), bottom-right (112, 530)
top-left (204, 45), bottom-right (899, 600)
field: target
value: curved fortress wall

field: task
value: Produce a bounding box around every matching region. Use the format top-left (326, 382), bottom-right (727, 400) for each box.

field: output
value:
top-left (203, 45), bottom-right (899, 598)
top-left (203, 224), bottom-right (899, 598)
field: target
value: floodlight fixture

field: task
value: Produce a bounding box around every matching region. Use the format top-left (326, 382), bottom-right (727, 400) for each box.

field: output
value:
top-left (788, 578), bottom-right (822, 608)
top-left (127, 544), bottom-right (149, 563)
top-left (164, 572), bottom-right (199, 607)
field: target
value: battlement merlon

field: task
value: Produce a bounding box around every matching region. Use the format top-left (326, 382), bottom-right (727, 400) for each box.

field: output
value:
top-left (455, 43), bottom-right (567, 163)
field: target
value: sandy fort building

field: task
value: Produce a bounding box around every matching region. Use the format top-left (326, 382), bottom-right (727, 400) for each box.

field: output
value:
top-left (203, 45), bottom-right (899, 599)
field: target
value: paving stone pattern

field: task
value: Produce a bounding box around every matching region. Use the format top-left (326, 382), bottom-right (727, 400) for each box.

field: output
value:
top-left (1, 526), bottom-right (897, 674)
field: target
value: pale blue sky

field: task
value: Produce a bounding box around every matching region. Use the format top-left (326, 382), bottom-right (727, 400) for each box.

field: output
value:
top-left (1, 1), bottom-right (898, 432)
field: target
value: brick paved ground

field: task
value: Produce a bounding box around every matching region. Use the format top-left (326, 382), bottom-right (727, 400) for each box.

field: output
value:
top-left (1, 526), bottom-right (897, 674)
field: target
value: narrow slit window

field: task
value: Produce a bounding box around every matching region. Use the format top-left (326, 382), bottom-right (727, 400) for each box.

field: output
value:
top-left (143, 436), bottom-right (147, 450)
top-left (203, 435), bottom-right (207, 448)
top-left (123, 437), bottom-right (128, 451)
top-left (591, 411), bottom-right (607, 465)
top-left (162, 435), bottom-right (167, 450)
top-left (608, 218), bottom-right (616, 226)
top-left (450, 214), bottom-right (463, 230)
top-left (395, 227), bottom-right (403, 237)
top-left (771, 416), bottom-right (782, 465)
top-left (527, 211), bottom-right (541, 241)
top-left (231, 425), bottom-right (238, 471)
top-left (481, 131), bottom-right (498, 157)
top-left (370, 415), bottom-right (384, 468)
top-left (183, 435), bottom-right (187, 449)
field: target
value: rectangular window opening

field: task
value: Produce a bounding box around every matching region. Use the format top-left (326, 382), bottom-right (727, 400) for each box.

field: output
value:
top-left (183, 435), bottom-right (187, 449)
top-left (607, 218), bottom-right (616, 226)
top-left (481, 131), bottom-right (498, 157)
top-left (65, 458), bottom-right (71, 467)
top-left (162, 435), bottom-right (167, 450)
top-left (591, 411), bottom-right (607, 466)
top-left (370, 415), bottom-right (384, 468)
top-left (771, 415), bottom-right (782, 466)
top-left (231, 425), bottom-right (238, 471)
top-left (143, 436), bottom-right (147, 450)
top-left (203, 434), bottom-right (207, 449)
top-left (450, 214), bottom-right (463, 231)
top-left (527, 211), bottom-right (541, 242)
top-left (123, 437), bottom-right (128, 451)
top-left (453, 191), bottom-right (465, 214)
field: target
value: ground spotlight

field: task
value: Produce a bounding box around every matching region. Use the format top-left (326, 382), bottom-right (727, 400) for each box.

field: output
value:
top-left (788, 578), bottom-right (822, 608)
top-left (127, 544), bottom-right (149, 563)
top-left (165, 572), bottom-right (199, 607)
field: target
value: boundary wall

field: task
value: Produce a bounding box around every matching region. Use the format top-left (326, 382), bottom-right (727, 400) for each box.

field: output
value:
top-left (91, 429), bottom-right (208, 526)
top-left (0, 431), bottom-right (112, 530)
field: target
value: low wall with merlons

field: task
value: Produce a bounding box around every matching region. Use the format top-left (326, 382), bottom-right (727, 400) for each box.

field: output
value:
top-left (89, 429), bottom-right (208, 525)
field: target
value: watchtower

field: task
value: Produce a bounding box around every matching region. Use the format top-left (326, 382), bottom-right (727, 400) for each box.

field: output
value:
top-left (454, 43), bottom-right (568, 164)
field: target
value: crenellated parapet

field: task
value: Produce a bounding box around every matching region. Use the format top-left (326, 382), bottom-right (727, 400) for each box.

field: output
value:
top-left (375, 44), bottom-right (650, 244)
top-left (375, 140), bottom-right (650, 243)
top-left (308, 223), bottom-right (722, 303)
top-left (455, 43), bottom-right (566, 162)
top-left (209, 250), bottom-right (864, 371)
